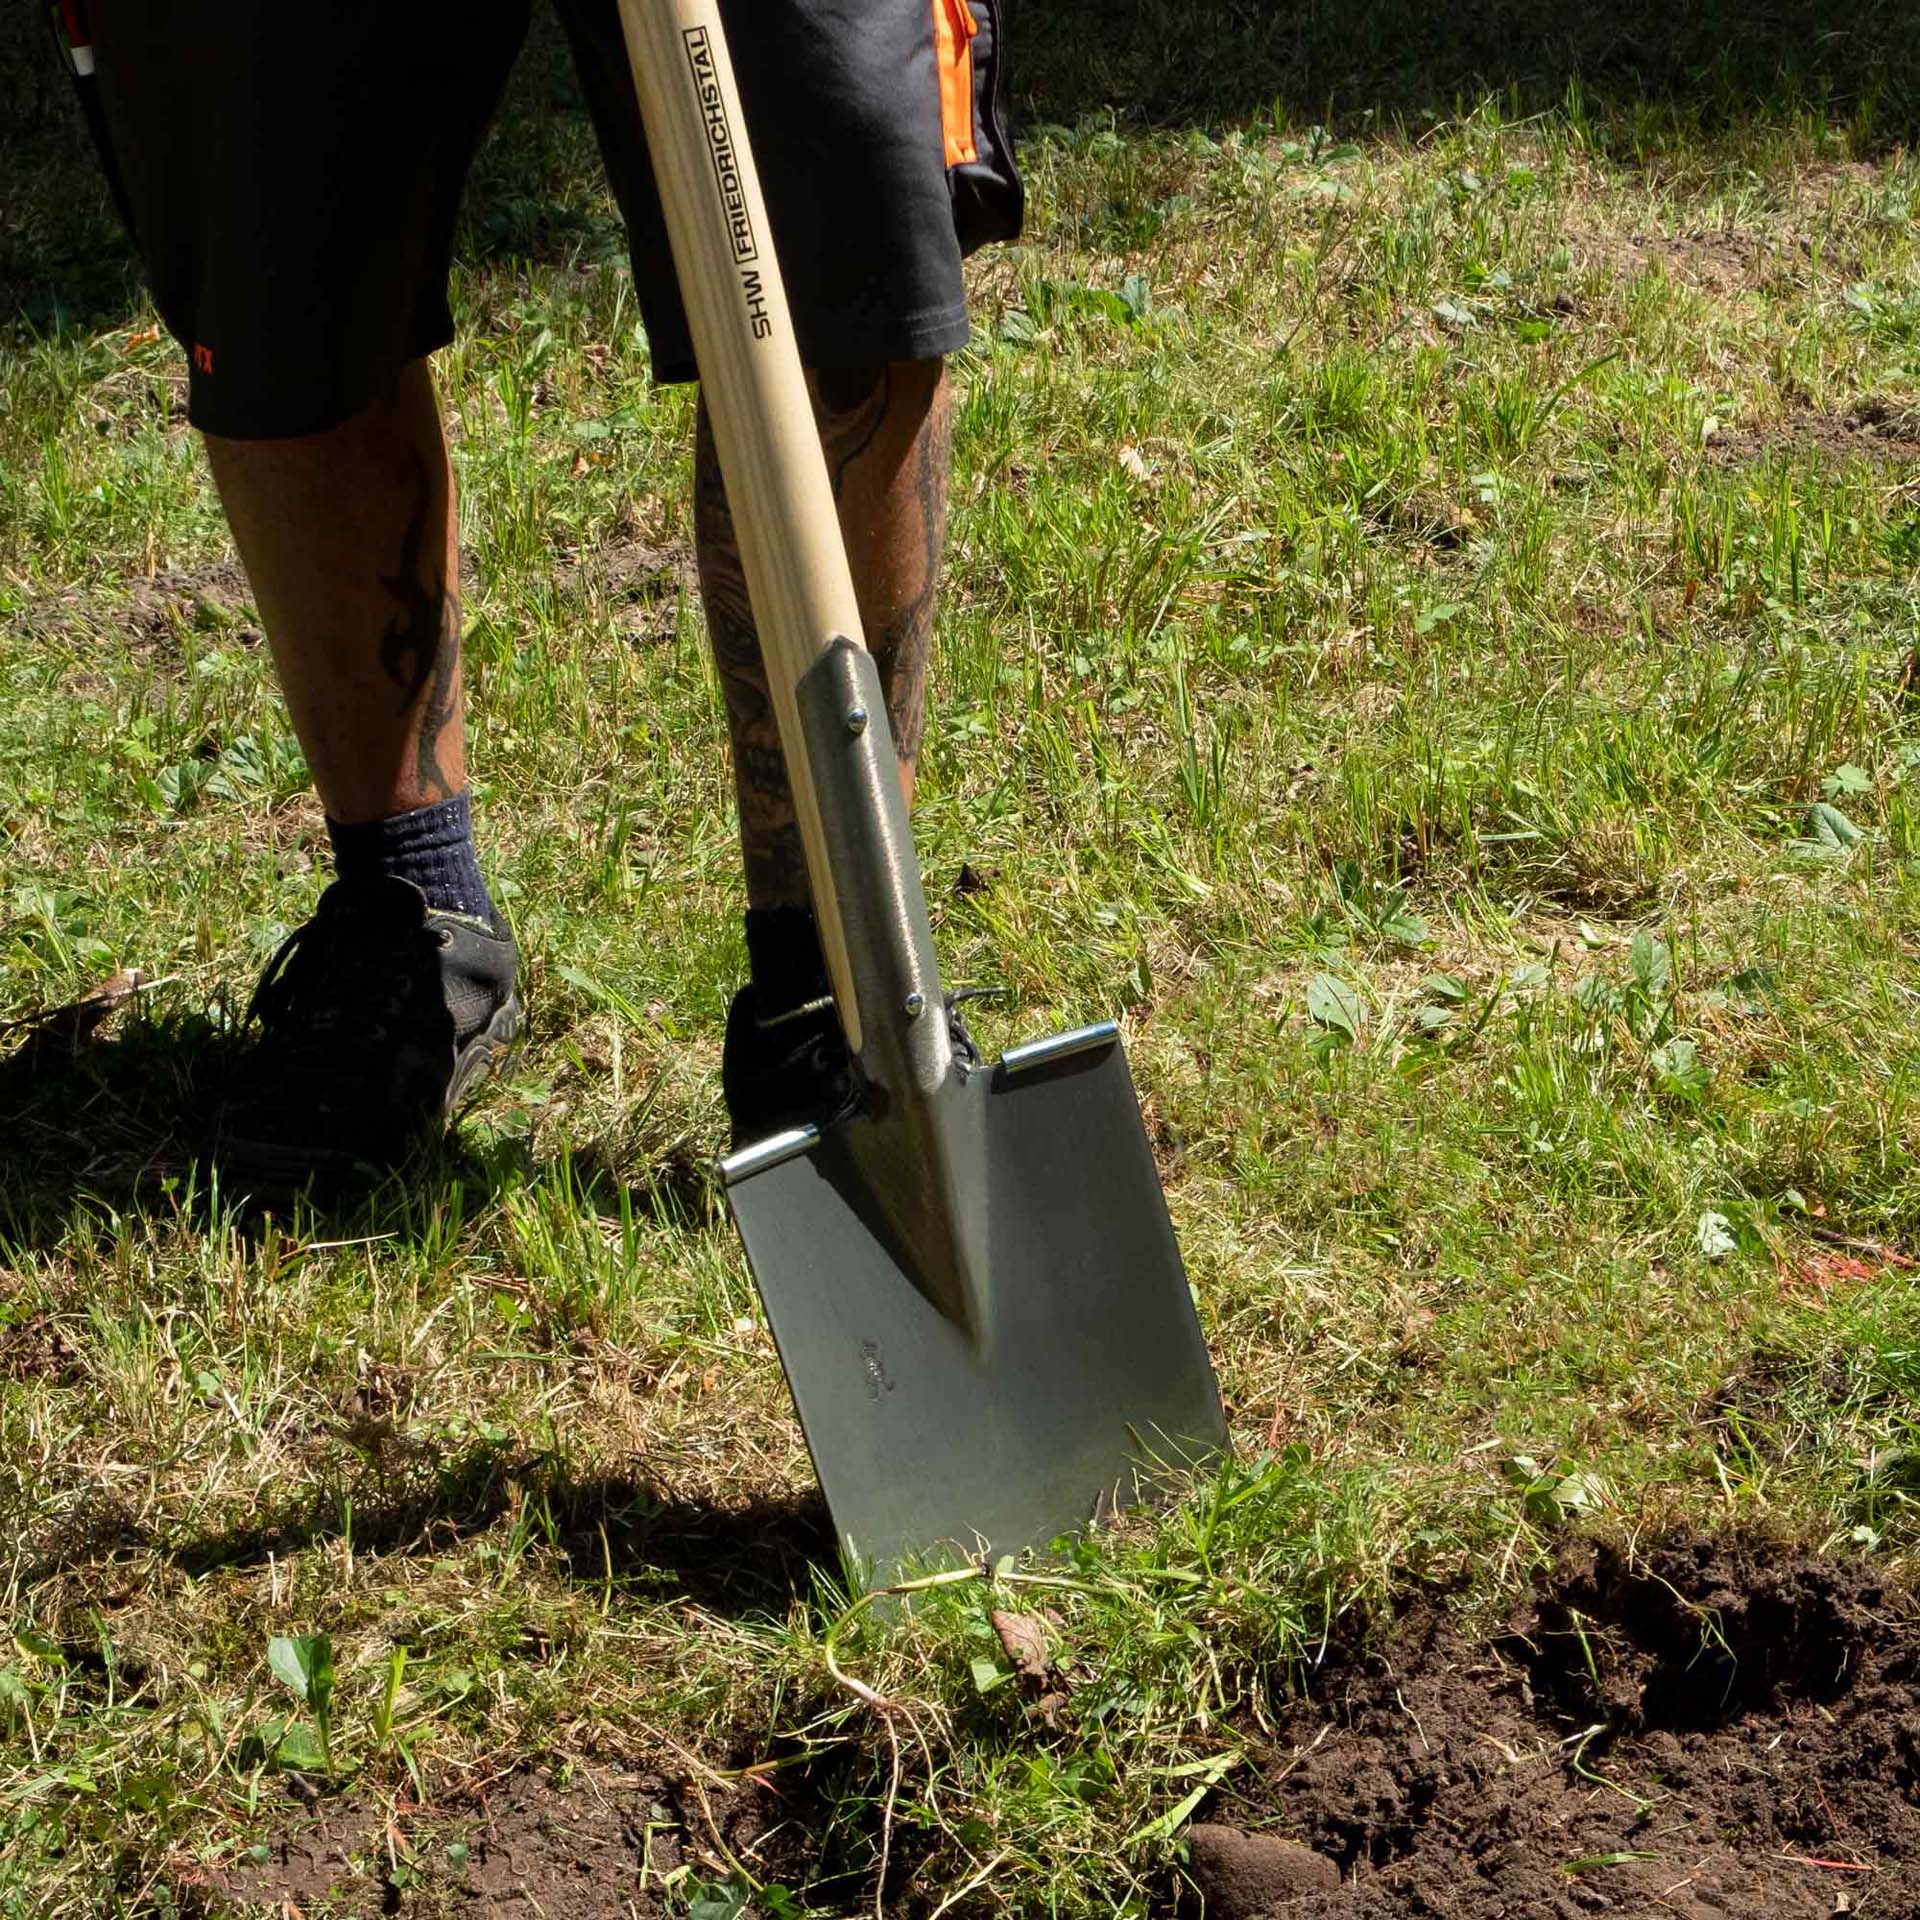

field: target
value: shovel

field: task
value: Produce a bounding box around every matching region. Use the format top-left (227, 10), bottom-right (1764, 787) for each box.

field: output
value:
top-left (615, 0), bottom-right (1229, 1578)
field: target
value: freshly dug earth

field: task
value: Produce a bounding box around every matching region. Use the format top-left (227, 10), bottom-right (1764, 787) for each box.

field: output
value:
top-left (209, 1537), bottom-right (1916, 1916)
top-left (1192, 1536), bottom-right (1918, 1919)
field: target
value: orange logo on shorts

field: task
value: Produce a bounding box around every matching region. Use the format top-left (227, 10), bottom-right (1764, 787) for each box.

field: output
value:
top-left (192, 342), bottom-right (214, 375)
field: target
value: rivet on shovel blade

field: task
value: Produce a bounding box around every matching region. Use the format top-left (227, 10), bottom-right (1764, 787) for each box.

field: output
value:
top-left (845, 706), bottom-right (869, 736)
top-left (903, 990), bottom-right (926, 1018)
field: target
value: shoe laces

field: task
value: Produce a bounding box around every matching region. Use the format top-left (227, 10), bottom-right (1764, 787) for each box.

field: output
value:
top-left (946, 985), bottom-right (1005, 1067)
top-left (244, 901), bottom-right (445, 1066)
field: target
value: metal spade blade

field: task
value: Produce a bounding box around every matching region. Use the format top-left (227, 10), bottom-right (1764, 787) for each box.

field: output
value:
top-left (723, 1022), bottom-right (1228, 1578)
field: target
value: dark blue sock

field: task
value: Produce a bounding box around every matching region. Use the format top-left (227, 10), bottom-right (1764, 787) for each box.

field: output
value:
top-left (327, 791), bottom-right (496, 921)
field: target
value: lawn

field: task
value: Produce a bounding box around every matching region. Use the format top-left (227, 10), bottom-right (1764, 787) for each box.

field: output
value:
top-left (4, 4), bottom-right (1920, 1914)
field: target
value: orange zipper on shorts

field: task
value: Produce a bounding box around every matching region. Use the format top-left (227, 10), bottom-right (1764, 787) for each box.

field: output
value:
top-left (933, 0), bottom-right (979, 168)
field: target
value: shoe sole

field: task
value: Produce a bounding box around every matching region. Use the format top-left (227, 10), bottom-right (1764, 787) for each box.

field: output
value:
top-left (446, 990), bottom-right (527, 1118)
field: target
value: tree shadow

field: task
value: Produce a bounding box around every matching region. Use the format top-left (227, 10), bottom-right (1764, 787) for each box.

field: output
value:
top-left (9, 1), bottom-right (1915, 339)
top-left (1012, 0), bottom-right (1919, 143)
top-left (0, 29), bottom-right (143, 337)
top-left (1, 12), bottom-right (623, 340)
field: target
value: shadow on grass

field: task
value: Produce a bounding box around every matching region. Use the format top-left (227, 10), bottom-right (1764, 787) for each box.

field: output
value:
top-left (7, 0), bottom-right (1915, 337)
top-left (0, 999), bottom-right (370, 1253)
top-left (4, 1008), bottom-right (819, 1620)
top-left (0, 1004), bottom-right (234, 1250)
top-left (1013, 0), bottom-right (1919, 142)
top-left (570, 1140), bottom-right (719, 1232)
top-left (0, 995), bottom-right (721, 1255)
top-left (26, 1441), bottom-right (834, 1622)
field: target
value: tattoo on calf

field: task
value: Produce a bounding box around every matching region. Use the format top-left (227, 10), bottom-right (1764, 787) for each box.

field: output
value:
top-left (693, 369), bottom-right (950, 907)
top-left (410, 605), bottom-right (461, 805)
top-left (695, 405), bottom-right (810, 906)
top-left (817, 363), bottom-right (891, 499)
top-left (377, 451), bottom-right (460, 805)
top-left (869, 378), bottom-right (948, 769)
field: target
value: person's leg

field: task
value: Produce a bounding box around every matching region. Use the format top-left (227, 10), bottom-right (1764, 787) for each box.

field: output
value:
top-left (201, 351), bottom-right (521, 1191)
top-left (554, 0), bottom-right (1016, 1140)
top-left (700, 357), bottom-right (949, 1143)
top-left (77, 1), bottom-right (530, 1189)
top-left (202, 356), bottom-right (500, 923)
top-left (197, 359), bottom-right (521, 1186)
top-left (203, 359), bottom-right (465, 828)
top-left (205, 349), bottom-right (499, 928)
top-left (694, 358), bottom-right (948, 910)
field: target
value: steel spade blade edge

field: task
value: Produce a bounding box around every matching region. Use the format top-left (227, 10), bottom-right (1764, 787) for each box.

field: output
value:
top-left (723, 1025), bottom-right (1229, 1579)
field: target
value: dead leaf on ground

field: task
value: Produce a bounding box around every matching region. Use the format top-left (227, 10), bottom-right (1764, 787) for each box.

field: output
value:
top-left (990, 1609), bottom-right (1054, 1685)
top-left (1777, 1238), bottom-right (1912, 1293)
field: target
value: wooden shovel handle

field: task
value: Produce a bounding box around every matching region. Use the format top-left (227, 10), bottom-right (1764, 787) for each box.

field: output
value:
top-left (614, 0), bottom-right (866, 1049)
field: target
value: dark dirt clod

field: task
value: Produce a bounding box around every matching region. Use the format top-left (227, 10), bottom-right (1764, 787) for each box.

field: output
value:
top-left (1185, 1824), bottom-right (1343, 1915)
top-left (1217, 1536), bottom-right (1917, 1919)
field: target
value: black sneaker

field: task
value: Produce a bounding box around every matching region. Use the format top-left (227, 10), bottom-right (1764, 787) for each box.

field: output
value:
top-left (212, 875), bottom-right (523, 1195)
top-left (722, 986), bottom-right (858, 1152)
top-left (720, 986), bottom-right (983, 1151)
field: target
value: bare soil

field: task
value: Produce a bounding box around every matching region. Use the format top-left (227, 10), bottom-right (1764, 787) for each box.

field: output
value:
top-left (1614, 231), bottom-right (1772, 295)
top-left (3, 558), bottom-right (257, 652)
top-left (551, 528), bottom-right (695, 637)
top-left (3, 527), bottom-right (694, 662)
top-left (208, 1763), bottom-right (803, 1917)
top-left (1191, 1535), bottom-right (1918, 1919)
top-left (202, 1537), bottom-right (1918, 1917)
top-left (1707, 396), bottom-right (1920, 467)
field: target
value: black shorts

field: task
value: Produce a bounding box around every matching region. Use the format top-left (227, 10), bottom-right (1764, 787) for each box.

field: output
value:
top-left (73, 0), bottom-right (1022, 437)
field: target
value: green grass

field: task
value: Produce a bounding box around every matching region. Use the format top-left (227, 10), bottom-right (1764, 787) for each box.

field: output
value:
top-left (5, 5), bottom-right (1920, 1913)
